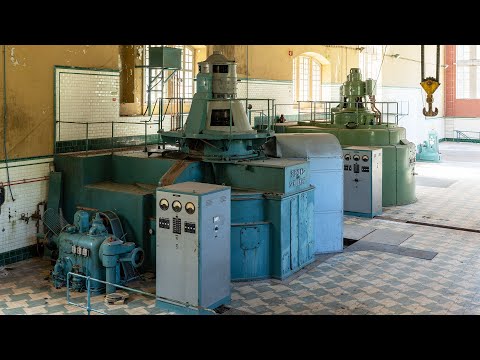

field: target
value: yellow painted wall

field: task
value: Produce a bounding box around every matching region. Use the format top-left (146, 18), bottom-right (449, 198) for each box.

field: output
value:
top-left (208, 45), bottom-right (445, 116)
top-left (0, 45), bottom-right (119, 160)
top-left (208, 45), bottom-right (360, 83)
top-left (0, 44), bottom-right (446, 160)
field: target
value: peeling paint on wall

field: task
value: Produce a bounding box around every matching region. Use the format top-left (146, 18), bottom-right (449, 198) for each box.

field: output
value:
top-left (1, 45), bottom-right (119, 159)
top-left (10, 47), bottom-right (19, 66)
top-left (136, 46), bottom-right (143, 60)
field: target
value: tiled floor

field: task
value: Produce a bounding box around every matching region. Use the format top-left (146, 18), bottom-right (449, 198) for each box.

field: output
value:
top-left (383, 141), bottom-right (480, 230)
top-left (2, 141), bottom-right (480, 315)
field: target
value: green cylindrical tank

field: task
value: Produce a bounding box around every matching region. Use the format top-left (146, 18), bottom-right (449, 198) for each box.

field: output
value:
top-left (279, 68), bottom-right (416, 207)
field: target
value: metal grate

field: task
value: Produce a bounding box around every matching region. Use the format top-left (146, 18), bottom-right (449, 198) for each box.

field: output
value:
top-left (42, 208), bottom-right (69, 236)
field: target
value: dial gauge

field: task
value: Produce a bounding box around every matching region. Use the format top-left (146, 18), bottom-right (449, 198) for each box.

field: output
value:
top-left (344, 154), bottom-right (351, 161)
top-left (362, 155), bottom-right (369, 162)
top-left (353, 154), bottom-right (360, 161)
top-left (185, 202), bottom-right (196, 215)
top-left (159, 198), bottom-right (169, 211)
top-left (172, 200), bottom-right (182, 213)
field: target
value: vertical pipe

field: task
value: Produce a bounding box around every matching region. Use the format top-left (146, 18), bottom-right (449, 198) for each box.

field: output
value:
top-left (148, 67), bottom-right (152, 116)
top-left (246, 45), bottom-right (249, 102)
top-left (144, 122), bottom-right (148, 152)
top-left (2, 45), bottom-right (14, 201)
top-left (105, 266), bottom-right (116, 294)
top-left (271, 99), bottom-right (275, 130)
top-left (85, 123), bottom-right (89, 154)
top-left (273, 101), bottom-right (276, 122)
top-left (160, 70), bottom-right (164, 132)
top-left (111, 122), bottom-right (114, 152)
top-left (267, 99), bottom-right (270, 131)
top-left (86, 276), bottom-right (91, 315)
top-left (66, 273), bottom-right (70, 303)
top-left (229, 99), bottom-right (232, 137)
top-left (421, 45), bottom-right (425, 81)
top-left (436, 45), bottom-right (440, 81)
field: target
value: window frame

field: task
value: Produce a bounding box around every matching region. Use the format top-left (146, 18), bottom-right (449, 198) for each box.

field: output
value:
top-left (143, 45), bottom-right (195, 105)
top-left (445, 45), bottom-right (480, 117)
top-left (293, 55), bottom-right (322, 102)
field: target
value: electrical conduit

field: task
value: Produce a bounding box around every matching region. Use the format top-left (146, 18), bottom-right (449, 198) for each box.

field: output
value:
top-left (3, 45), bottom-right (15, 201)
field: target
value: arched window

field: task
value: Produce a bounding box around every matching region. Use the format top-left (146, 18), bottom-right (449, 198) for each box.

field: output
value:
top-left (293, 55), bottom-right (322, 102)
top-left (144, 45), bottom-right (195, 104)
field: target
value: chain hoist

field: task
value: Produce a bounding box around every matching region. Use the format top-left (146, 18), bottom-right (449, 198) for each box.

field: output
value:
top-left (420, 45), bottom-right (441, 116)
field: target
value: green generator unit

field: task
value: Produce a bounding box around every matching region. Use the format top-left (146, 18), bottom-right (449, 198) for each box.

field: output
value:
top-left (277, 68), bottom-right (416, 207)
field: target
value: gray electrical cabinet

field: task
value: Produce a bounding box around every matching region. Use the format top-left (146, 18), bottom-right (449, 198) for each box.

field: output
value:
top-left (343, 146), bottom-right (382, 218)
top-left (156, 182), bottom-right (231, 313)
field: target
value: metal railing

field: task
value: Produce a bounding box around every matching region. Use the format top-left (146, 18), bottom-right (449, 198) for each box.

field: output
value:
top-left (56, 120), bottom-right (161, 154)
top-left (273, 100), bottom-right (406, 126)
top-left (454, 130), bottom-right (480, 141)
top-left (56, 97), bottom-right (277, 155)
top-left (66, 272), bottom-right (216, 315)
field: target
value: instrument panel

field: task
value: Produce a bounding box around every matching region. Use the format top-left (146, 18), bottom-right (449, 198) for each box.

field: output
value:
top-left (159, 199), bottom-right (196, 215)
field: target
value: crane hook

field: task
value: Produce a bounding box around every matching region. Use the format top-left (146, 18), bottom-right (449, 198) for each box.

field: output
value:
top-left (420, 45), bottom-right (441, 117)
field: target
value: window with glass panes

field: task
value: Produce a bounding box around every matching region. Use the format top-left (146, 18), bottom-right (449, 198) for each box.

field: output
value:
top-left (144, 45), bottom-right (195, 103)
top-left (359, 45), bottom-right (383, 82)
top-left (455, 45), bottom-right (480, 99)
top-left (293, 55), bottom-right (321, 102)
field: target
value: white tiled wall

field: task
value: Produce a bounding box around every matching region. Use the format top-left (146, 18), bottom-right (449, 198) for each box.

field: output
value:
top-left (55, 67), bottom-right (174, 142)
top-left (54, 72), bottom-right (444, 147)
top-left (237, 79), bottom-right (294, 116)
top-left (0, 158), bottom-right (53, 254)
top-left (380, 86), bottom-right (445, 144)
top-left (55, 68), bottom-right (120, 141)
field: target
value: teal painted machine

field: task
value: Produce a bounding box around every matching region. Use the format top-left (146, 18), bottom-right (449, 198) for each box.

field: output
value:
top-left (50, 210), bottom-right (144, 294)
top-left (416, 130), bottom-right (441, 162)
top-left (52, 50), bottom-right (324, 301)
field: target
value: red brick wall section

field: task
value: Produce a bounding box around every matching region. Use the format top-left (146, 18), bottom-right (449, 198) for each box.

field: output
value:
top-left (445, 45), bottom-right (480, 117)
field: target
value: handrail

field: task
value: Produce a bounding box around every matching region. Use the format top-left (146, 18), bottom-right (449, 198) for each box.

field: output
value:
top-left (55, 97), bottom-right (277, 154)
top-left (66, 271), bottom-right (216, 315)
top-left (454, 130), bottom-right (480, 141)
top-left (273, 100), bottom-right (402, 125)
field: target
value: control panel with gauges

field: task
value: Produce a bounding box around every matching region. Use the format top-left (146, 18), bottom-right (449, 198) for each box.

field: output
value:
top-left (342, 146), bottom-right (383, 218)
top-left (155, 181), bottom-right (231, 312)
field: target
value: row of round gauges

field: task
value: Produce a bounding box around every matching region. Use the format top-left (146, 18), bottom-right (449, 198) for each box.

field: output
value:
top-left (344, 154), bottom-right (369, 162)
top-left (159, 199), bottom-right (196, 214)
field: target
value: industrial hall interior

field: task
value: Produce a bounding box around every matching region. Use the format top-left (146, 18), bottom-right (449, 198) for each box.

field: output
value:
top-left (0, 44), bottom-right (479, 316)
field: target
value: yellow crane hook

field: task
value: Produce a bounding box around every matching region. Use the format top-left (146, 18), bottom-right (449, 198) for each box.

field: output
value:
top-left (420, 45), bottom-right (441, 117)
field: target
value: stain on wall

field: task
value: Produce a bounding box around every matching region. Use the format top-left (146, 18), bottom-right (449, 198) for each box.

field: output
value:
top-left (0, 45), bottom-right (119, 160)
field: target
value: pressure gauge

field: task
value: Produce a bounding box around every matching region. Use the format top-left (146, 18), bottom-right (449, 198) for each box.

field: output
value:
top-left (353, 154), bottom-right (360, 161)
top-left (344, 154), bottom-right (351, 161)
top-left (185, 202), bottom-right (196, 215)
top-left (159, 198), bottom-right (169, 211)
top-left (362, 155), bottom-right (369, 162)
top-left (172, 200), bottom-right (182, 213)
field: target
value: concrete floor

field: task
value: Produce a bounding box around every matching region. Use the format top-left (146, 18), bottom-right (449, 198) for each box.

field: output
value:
top-left (1, 141), bottom-right (480, 315)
